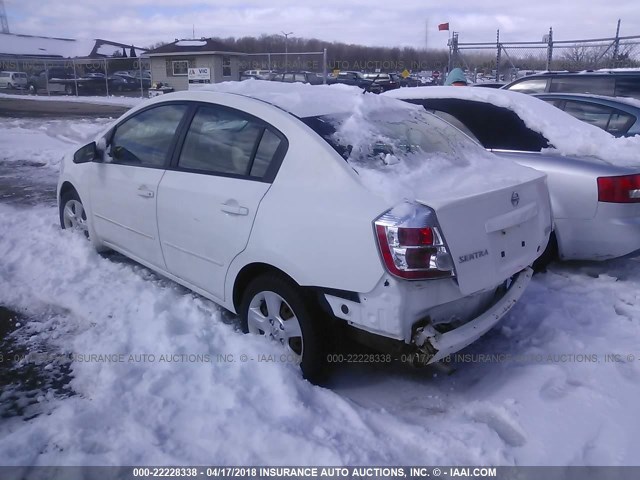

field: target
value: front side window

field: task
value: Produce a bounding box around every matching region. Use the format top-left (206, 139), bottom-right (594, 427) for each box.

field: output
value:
top-left (507, 78), bottom-right (548, 94)
top-left (110, 104), bottom-right (188, 167)
top-left (178, 105), bottom-right (281, 178)
top-left (172, 60), bottom-right (189, 76)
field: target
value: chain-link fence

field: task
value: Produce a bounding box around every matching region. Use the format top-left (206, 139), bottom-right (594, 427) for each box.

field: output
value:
top-left (0, 56), bottom-right (151, 97)
top-left (449, 30), bottom-right (640, 83)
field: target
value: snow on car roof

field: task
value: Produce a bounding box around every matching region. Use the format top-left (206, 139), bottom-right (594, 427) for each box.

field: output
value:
top-left (192, 79), bottom-right (379, 118)
top-left (384, 86), bottom-right (640, 167)
top-left (189, 81), bottom-right (543, 204)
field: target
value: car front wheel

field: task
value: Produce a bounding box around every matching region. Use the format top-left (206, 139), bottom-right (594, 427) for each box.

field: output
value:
top-left (60, 191), bottom-right (89, 239)
top-left (240, 273), bottom-right (327, 382)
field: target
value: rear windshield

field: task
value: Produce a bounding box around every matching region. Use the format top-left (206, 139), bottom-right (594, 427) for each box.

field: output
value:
top-left (301, 107), bottom-right (489, 173)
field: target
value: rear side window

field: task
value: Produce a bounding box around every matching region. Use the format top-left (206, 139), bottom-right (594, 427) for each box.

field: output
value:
top-left (507, 78), bottom-right (548, 93)
top-left (549, 76), bottom-right (614, 95)
top-left (251, 130), bottom-right (282, 177)
top-left (608, 112), bottom-right (635, 137)
top-left (615, 77), bottom-right (640, 99)
top-left (111, 104), bottom-right (188, 167)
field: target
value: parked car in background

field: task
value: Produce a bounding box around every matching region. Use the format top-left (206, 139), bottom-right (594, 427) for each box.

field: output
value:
top-left (384, 86), bottom-right (640, 263)
top-left (503, 70), bottom-right (640, 100)
top-left (362, 73), bottom-right (399, 91)
top-left (241, 70), bottom-right (274, 81)
top-left (0, 71), bottom-right (28, 89)
top-left (112, 73), bottom-right (146, 91)
top-left (269, 71), bottom-right (324, 85)
top-left (58, 82), bottom-right (551, 380)
top-left (27, 68), bottom-right (78, 94)
top-left (330, 71), bottom-right (384, 93)
top-left (533, 93), bottom-right (640, 137)
top-left (131, 70), bottom-right (152, 88)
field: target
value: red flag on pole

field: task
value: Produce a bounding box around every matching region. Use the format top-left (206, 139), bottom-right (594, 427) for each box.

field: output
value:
top-left (438, 22), bottom-right (449, 31)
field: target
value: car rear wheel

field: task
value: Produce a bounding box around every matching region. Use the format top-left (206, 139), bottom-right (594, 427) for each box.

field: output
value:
top-left (240, 273), bottom-right (327, 382)
top-left (60, 191), bottom-right (89, 239)
top-left (65, 84), bottom-right (75, 95)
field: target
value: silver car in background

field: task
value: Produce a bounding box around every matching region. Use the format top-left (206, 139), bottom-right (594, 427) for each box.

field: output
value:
top-left (533, 93), bottom-right (640, 137)
top-left (384, 87), bottom-right (640, 263)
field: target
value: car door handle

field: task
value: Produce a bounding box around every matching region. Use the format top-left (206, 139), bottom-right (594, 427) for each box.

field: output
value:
top-left (137, 186), bottom-right (155, 198)
top-left (220, 202), bottom-right (249, 216)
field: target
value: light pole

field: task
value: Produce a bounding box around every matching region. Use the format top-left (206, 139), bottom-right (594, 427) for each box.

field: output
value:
top-left (281, 31), bottom-right (293, 72)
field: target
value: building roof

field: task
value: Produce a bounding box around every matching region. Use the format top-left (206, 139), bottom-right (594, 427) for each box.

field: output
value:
top-left (146, 38), bottom-right (242, 57)
top-left (0, 33), bottom-right (147, 58)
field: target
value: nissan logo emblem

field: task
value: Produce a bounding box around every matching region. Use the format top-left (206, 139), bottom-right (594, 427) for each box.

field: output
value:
top-left (511, 191), bottom-right (520, 207)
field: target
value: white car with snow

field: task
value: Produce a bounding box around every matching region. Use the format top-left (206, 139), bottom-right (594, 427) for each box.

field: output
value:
top-left (385, 86), bottom-right (640, 262)
top-left (57, 82), bottom-right (552, 380)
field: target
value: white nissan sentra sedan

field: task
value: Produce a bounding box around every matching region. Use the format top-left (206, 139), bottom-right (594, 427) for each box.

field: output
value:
top-left (57, 81), bottom-right (551, 380)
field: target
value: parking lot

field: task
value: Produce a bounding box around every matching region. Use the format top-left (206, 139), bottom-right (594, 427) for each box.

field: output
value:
top-left (1, 93), bottom-right (640, 466)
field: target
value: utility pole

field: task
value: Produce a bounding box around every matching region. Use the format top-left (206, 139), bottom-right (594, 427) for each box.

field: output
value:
top-left (546, 27), bottom-right (553, 71)
top-left (0, 0), bottom-right (10, 34)
top-left (612, 19), bottom-right (621, 66)
top-left (281, 31), bottom-right (293, 72)
top-left (496, 29), bottom-right (501, 79)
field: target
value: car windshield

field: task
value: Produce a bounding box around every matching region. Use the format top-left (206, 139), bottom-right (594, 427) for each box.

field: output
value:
top-left (301, 107), bottom-right (491, 173)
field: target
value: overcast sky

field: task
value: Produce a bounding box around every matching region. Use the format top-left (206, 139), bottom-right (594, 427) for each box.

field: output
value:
top-left (4, 0), bottom-right (638, 49)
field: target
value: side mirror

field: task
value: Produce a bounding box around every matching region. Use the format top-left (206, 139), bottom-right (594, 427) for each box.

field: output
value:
top-left (73, 142), bottom-right (99, 164)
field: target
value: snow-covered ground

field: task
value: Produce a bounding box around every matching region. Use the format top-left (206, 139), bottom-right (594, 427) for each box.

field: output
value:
top-left (0, 92), bottom-right (144, 108)
top-left (1, 117), bottom-right (640, 466)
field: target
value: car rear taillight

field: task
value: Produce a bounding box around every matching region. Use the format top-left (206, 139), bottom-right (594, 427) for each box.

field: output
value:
top-left (597, 175), bottom-right (640, 203)
top-left (374, 203), bottom-right (455, 280)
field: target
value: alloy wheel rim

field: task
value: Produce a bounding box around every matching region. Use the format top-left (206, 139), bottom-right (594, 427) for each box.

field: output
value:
top-left (247, 291), bottom-right (303, 362)
top-left (63, 200), bottom-right (89, 238)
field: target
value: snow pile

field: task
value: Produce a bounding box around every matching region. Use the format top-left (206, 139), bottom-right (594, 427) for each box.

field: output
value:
top-left (0, 204), bottom-right (496, 466)
top-left (0, 118), bottom-right (639, 465)
top-left (2, 203), bottom-right (640, 465)
top-left (0, 118), bottom-right (110, 169)
top-left (0, 92), bottom-right (144, 108)
top-left (384, 86), bottom-right (640, 167)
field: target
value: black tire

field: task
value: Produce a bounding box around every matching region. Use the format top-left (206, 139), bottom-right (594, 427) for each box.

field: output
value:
top-left (59, 190), bottom-right (89, 239)
top-left (240, 273), bottom-right (329, 383)
top-left (533, 232), bottom-right (558, 273)
top-left (28, 84), bottom-right (37, 94)
top-left (65, 84), bottom-right (75, 95)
